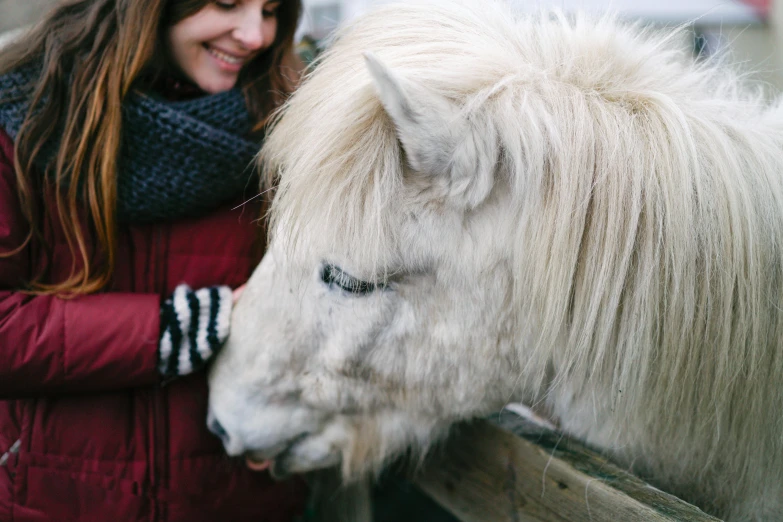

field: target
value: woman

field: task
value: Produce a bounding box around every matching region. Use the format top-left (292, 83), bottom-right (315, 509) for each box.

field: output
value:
top-left (0, 1), bottom-right (308, 520)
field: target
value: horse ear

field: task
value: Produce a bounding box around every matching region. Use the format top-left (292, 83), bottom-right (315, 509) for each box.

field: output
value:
top-left (363, 52), bottom-right (496, 209)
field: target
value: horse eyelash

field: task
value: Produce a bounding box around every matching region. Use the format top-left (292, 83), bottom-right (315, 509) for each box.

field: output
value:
top-left (320, 264), bottom-right (384, 295)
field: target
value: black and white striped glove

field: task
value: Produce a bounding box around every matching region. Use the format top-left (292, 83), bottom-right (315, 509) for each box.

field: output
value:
top-left (158, 284), bottom-right (233, 379)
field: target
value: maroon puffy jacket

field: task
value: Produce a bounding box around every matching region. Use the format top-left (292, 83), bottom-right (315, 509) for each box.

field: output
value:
top-left (0, 128), bottom-right (307, 522)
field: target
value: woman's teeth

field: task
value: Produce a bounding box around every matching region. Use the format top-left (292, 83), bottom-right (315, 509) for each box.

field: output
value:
top-left (206, 46), bottom-right (245, 65)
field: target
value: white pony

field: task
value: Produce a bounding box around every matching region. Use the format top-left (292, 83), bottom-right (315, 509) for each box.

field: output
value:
top-left (207, 1), bottom-right (783, 520)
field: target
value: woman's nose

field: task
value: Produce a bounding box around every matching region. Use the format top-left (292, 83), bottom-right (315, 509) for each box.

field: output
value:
top-left (233, 15), bottom-right (265, 51)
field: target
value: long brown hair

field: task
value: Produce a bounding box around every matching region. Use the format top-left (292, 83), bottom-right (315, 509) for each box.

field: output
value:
top-left (0, 0), bottom-right (302, 295)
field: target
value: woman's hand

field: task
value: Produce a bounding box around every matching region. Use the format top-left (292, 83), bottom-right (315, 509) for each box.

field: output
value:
top-left (232, 284), bottom-right (245, 304)
top-left (158, 284), bottom-right (233, 379)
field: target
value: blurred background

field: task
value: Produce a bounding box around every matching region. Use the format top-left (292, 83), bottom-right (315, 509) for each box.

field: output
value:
top-left (0, 0), bottom-right (780, 90)
top-left (296, 0), bottom-right (779, 87)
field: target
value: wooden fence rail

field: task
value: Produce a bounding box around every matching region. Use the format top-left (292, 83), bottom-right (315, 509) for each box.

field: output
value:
top-left (414, 412), bottom-right (721, 522)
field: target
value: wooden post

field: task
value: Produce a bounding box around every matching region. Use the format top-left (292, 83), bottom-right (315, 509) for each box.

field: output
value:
top-left (414, 412), bottom-right (722, 522)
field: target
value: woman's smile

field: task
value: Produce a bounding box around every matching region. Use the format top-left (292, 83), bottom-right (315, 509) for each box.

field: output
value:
top-left (204, 43), bottom-right (253, 72)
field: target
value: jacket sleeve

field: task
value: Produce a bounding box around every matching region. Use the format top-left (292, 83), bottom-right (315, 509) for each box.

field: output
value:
top-left (0, 129), bottom-right (161, 398)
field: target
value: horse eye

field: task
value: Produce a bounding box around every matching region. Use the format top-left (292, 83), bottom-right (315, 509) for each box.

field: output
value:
top-left (320, 264), bottom-right (382, 295)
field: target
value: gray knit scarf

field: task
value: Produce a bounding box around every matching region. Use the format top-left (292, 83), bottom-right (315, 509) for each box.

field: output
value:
top-left (0, 62), bottom-right (261, 224)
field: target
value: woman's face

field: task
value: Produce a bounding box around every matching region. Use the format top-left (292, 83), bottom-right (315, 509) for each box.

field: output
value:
top-left (167, 0), bottom-right (281, 94)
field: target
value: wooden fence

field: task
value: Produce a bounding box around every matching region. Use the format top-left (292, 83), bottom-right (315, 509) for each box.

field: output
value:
top-left (414, 412), bottom-right (721, 522)
top-left (312, 411), bottom-right (722, 522)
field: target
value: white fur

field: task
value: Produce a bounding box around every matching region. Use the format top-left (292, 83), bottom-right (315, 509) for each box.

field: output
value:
top-left (209, 2), bottom-right (783, 519)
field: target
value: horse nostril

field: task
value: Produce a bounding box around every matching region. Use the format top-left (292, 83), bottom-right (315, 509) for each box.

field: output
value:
top-left (208, 417), bottom-right (230, 445)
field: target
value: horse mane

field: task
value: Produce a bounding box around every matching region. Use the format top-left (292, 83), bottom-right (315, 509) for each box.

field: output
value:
top-left (263, 0), bottom-right (783, 493)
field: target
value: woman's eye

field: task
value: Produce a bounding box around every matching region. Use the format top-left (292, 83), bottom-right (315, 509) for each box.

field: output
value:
top-left (262, 3), bottom-right (280, 18)
top-left (214, 0), bottom-right (237, 10)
